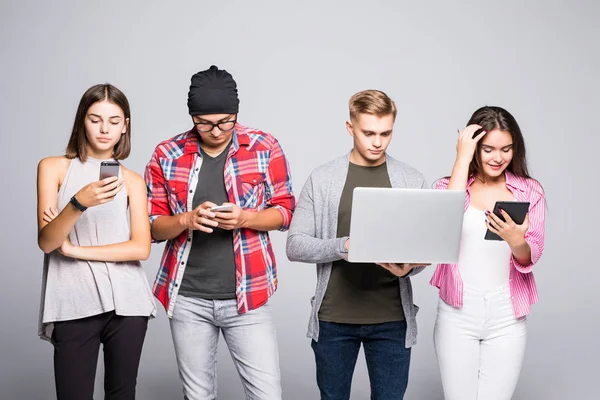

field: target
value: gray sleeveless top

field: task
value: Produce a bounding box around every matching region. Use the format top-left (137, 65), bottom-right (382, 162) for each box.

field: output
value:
top-left (38, 157), bottom-right (156, 341)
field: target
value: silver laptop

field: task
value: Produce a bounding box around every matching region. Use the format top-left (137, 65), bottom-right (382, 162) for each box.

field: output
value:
top-left (347, 187), bottom-right (466, 264)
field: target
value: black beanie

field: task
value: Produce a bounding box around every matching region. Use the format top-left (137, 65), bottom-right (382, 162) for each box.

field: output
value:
top-left (187, 65), bottom-right (239, 116)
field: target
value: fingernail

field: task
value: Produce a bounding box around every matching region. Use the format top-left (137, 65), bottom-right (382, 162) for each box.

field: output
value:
top-left (499, 208), bottom-right (504, 212)
top-left (485, 210), bottom-right (490, 215)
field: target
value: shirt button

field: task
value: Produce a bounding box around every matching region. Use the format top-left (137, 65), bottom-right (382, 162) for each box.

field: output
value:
top-left (189, 190), bottom-right (193, 193)
top-left (180, 261), bottom-right (185, 265)
top-left (195, 168), bottom-right (199, 171)
top-left (175, 283), bottom-right (179, 288)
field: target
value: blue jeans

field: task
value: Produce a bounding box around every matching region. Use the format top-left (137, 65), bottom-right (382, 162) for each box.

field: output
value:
top-left (311, 320), bottom-right (411, 400)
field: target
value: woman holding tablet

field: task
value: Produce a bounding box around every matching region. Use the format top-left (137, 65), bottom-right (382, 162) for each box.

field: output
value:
top-left (36, 84), bottom-right (155, 399)
top-left (431, 106), bottom-right (546, 400)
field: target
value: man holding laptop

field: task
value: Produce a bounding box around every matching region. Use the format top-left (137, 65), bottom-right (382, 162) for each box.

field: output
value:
top-left (286, 90), bottom-right (430, 399)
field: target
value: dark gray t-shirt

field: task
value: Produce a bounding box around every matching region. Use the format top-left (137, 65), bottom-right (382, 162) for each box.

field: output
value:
top-left (318, 161), bottom-right (405, 324)
top-left (179, 142), bottom-right (237, 299)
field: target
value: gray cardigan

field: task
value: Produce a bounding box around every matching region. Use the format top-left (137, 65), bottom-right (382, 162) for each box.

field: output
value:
top-left (286, 152), bottom-right (428, 348)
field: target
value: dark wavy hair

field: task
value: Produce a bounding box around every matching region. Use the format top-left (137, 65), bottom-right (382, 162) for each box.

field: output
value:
top-left (66, 84), bottom-right (131, 162)
top-left (467, 106), bottom-right (531, 180)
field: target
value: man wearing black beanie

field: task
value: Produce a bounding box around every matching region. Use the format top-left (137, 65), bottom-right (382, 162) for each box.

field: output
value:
top-left (145, 65), bottom-right (295, 399)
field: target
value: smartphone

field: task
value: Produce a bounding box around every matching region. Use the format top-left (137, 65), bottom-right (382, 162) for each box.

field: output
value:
top-left (99, 161), bottom-right (120, 180)
top-left (209, 204), bottom-right (233, 213)
top-left (484, 201), bottom-right (530, 241)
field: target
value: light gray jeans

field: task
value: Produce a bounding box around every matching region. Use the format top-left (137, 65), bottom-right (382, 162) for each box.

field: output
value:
top-left (170, 295), bottom-right (282, 400)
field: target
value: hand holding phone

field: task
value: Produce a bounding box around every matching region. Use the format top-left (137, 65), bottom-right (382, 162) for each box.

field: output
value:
top-left (74, 176), bottom-right (124, 208)
top-left (209, 204), bottom-right (233, 213)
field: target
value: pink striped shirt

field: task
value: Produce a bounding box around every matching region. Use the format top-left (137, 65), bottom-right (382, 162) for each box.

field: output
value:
top-left (430, 171), bottom-right (546, 318)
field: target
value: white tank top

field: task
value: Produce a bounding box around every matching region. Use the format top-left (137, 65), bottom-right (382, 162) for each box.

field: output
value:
top-left (457, 205), bottom-right (512, 290)
top-left (38, 157), bottom-right (156, 342)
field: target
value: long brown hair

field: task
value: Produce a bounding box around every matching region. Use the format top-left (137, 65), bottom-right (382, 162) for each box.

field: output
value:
top-left (66, 84), bottom-right (131, 162)
top-left (467, 106), bottom-right (531, 180)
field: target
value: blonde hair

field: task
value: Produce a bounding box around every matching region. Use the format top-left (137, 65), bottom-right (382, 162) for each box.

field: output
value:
top-left (348, 89), bottom-right (397, 121)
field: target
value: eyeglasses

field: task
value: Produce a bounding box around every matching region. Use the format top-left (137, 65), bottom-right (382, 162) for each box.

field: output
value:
top-left (193, 119), bottom-right (237, 133)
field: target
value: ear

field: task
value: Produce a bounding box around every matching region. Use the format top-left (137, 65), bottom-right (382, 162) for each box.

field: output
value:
top-left (346, 120), bottom-right (354, 137)
top-left (122, 118), bottom-right (130, 135)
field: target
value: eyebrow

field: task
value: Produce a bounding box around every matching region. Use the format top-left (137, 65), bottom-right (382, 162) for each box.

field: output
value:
top-left (481, 144), bottom-right (513, 149)
top-left (362, 129), bottom-right (392, 135)
top-left (89, 114), bottom-right (122, 119)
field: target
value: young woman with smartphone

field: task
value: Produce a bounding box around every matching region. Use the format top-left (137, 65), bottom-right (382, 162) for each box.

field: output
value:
top-left (36, 84), bottom-right (155, 400)
top-left (430, 106), bottom-right (546, 400)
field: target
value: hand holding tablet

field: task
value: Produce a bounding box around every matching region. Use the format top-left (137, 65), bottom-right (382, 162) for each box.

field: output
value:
top-left (484, 201), bottom-right (530, 241)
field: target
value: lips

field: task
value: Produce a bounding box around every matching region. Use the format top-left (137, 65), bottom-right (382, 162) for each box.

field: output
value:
top-left (488, 164), bottom-right (504, 170)
top-left (97, 137), bottom-right (112, 143)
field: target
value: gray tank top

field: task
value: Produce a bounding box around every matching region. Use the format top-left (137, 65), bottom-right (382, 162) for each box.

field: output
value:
top-left (38, 157), bottom-right (156, 341)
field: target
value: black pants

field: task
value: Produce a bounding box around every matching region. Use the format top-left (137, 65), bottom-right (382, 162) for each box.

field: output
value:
top-left (52, 311), bottom-right (148, 400)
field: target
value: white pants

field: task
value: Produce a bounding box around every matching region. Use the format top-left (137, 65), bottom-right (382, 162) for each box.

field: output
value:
top-left (434, 285), bottom-right (527, 400)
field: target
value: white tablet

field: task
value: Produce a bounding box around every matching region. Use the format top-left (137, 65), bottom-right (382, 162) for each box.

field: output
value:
top-left (347, 187), bottom-right (466, 264)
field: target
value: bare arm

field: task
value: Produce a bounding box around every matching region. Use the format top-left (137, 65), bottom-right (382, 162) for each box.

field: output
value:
top-left (509, 239), bottom-right (531, 266)
top-left (244, 208), bottom-right (285, 231)
top-left (151, 214), bottom-right (189, 241)
top-left (213, 205), bottom-right (284, 232)
top-left (37, 157), bottom-right (82, 253)
top-left (447, 125), bottom-right (486, 190)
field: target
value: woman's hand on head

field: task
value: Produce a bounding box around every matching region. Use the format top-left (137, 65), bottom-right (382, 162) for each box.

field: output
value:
top-left (456, 124), bottom-right (487, 163)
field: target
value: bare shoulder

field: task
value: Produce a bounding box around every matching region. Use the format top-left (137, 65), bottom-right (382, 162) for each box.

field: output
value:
top-left (38, 155), bottom-right (69, 171)
top-left (38, 156), bottom-right (70, 182)
top-left (121, 165), bottom-right (146, 191)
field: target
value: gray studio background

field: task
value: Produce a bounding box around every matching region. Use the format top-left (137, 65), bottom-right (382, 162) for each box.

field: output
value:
top-left (1, 1), bottom-right (598, 399)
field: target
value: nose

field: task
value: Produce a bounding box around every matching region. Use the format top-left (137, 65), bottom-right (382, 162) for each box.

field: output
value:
top-left (493, 151), bottom-right (503, 163)
top-left (373, 135), bottom-right (382, 148)
top-left (210, 125), bottom-right (222, 138)
top-left (100, 121), bottom-right (109, 134)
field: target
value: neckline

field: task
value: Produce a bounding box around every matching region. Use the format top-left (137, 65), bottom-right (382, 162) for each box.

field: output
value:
top-left (468, 204), bottom-right (486, 213)
top-left (83, 155), bottom-right (116, 164)
top-left (349, 161), bottom-right (387, 169)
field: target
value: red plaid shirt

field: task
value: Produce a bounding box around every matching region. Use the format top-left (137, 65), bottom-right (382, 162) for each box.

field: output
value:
top-left (145, 123), bottom-right (295, 316)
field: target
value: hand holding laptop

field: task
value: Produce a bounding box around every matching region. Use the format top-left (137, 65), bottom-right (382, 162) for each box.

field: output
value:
top-left (376, 263), bottom-right (431, 277)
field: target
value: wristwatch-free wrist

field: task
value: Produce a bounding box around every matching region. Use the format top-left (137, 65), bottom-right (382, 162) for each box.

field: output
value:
top-left (70, 195), bottom-right (87, 212)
